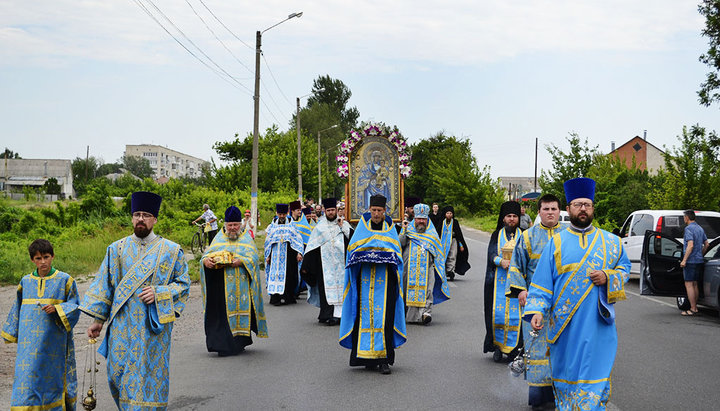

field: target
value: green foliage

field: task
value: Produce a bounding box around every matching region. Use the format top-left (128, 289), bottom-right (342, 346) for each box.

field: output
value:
top-left (97, 162), bottom-right (122, 176)
top-left (306, 75), bottom-right (360, 132)
top-left (71, 156), bottom-right (100, 195)
top-left (539, 133), bottom-right (599, 203)
top-left (122, 155), bottom-right (154, 179)
top-left (698, 0), bottom-right (720, 107)
top-left (647, 125), bottom-right (720, 210)
top-left (80, 185), bottom-right (118, 219)
top-left (405, 133), bottom-right (504, 216)
top-left (2, 147), bottom-right (21, 159)
top-left (22, 185), bottom-right (39, 201)
top-left (43, 177), bottom-right (62, 195)
top-left (589, 155), bottom-right (653, 231)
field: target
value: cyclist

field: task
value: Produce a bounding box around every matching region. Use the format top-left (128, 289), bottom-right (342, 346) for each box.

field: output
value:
top-left (192, 204), bottom-right (219, 244)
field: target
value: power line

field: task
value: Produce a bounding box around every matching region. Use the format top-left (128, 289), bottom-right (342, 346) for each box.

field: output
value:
top-left (184, 0), bottom-right (254, 76)
top-left (262, 54), bottom-right (294, 107)
top-left (136, 0), bottom-right (253, 94)
top-left (130, 0), bottom-right (250, 95)
top-left (197, 0), bottom-right (254, 50)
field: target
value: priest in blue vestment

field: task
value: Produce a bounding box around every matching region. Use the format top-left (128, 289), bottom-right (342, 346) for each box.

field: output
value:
top-left (484, 201), bottom-right (523, 362)
top-left (339, 194), bottom-right (406, 375)
top-left (300, 197), bottom-right (353, 325)
top-left (2, 239), bottom-right (80, 410)
top-left (200, 206), bottom-right (268, 356)
top-left (524, 178), bottom-right (630, 411)
top-left (80, 191), bottom-right (191, 411)
top-left (264, 203), bottom-right (304, 305)
top-left (506, 194), bottom-right (566, 409)
top-left (398, 203), bottom-right (450, 325)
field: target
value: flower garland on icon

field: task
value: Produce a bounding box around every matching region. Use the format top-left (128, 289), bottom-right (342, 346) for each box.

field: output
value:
top-left (335, 123), bottom-right (412, 178)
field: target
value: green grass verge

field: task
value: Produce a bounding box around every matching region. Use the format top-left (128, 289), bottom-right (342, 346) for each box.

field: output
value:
top-left (458, 215), bottom-right (496, 233)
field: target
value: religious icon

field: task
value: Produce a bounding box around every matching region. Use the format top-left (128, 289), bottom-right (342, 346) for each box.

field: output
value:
top-left (348, 136), bottom-right (402, 221)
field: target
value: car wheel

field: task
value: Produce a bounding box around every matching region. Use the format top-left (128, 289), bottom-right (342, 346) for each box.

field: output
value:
top-left (676, 296), bottom-right (691, 311)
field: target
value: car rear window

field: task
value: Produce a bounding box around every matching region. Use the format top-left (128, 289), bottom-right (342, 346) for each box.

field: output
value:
top-left (696, 216), bottom-right (720, 239)
top-left (660, 215), bottom-right (684, 238)
top-left (659, 215), bottom-right (720, 239)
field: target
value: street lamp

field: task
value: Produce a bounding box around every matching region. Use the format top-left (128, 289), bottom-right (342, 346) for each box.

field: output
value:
top-left (251, 12), bottom-right (303, 230)
top-left (317, 124), bottom-right (339, 201)
top-left (296, 87), bottom-right (324, 202)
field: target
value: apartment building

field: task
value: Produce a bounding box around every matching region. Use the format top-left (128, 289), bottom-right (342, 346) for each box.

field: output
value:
top-left (124, 144), bottom-right (209, 179)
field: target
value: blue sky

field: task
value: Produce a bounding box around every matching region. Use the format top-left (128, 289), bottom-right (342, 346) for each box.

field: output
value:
top-left (2, 0), bottom-right (719, 179)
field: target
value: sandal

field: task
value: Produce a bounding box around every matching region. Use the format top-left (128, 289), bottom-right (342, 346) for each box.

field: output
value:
top-left (681, 310), bottom-right (699, 316)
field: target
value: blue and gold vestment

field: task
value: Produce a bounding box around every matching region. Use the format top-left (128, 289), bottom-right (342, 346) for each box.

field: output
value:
top-left (2, 269), bottom-right (79, 411)
top-left (264, 220), bottom-right (304, 295)
top-left (523, 226), bottom-right (630, 411)
top-left (401, 219), bottom-right (450, 307)
top-left (506, 223), bottom-right (566, 389)
top-left (79, 235), bottom-right (190, 411)
top-left (200, 228), bottom-right (268, 339)
top-left (491, 227), bottom-right (522, 354)
top-left (339, 213), bottom-right (406, 361)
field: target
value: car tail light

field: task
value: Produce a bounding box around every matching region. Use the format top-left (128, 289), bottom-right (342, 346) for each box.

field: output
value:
top-left (656, 216), bottom-right (663, 232)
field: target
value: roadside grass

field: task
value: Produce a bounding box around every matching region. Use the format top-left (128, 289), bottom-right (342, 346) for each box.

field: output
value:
top-left (458, 215), bottom-right (496, 233)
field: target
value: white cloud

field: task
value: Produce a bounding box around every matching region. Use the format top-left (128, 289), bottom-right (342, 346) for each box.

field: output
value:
top-left (0, 0), bottom-right (705, 70)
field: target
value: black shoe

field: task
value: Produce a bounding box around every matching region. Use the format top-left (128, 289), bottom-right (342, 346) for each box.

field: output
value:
top-left (492, 348), bottom-right (503, 363)
top-left (326, 318), bottom-right (340, 326)
top-left (364, 365), bottom-right (378, 371)
top-left (380, 364), bottom-right (391, 374)
top-left (422, 314), bottom-right (432, 325)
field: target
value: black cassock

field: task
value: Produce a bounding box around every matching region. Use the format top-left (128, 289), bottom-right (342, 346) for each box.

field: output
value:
top-left (268, 247), bottom-right (300, 305)
top-left (300, 227), bottom-right (353, 322)
top-left (203, 267), bottom-right (258, 356)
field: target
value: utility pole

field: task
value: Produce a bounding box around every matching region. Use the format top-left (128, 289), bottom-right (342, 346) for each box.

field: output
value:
top-left (316, 125), bottom-right (338, 201)
top-left (534, 137), bottom-right (538, 193)
top-left (250, 30), bottom-right (261, 230)
top-left (296, 97), bottom-right (303, 201)
top-left (85, 145), bottom-right (89, 183)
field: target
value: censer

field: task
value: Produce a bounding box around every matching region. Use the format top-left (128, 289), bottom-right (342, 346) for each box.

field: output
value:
top-left (81, 338), bottom-right (100, 410)
top-left (509, 328), bottom-right (540, 377)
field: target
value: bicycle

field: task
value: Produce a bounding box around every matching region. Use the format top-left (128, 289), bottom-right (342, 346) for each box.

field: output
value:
top-left (191, 222), bottom-right (210, 255)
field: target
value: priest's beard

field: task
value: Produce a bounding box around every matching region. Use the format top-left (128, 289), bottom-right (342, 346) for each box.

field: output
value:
top-left (570, 211), bottom-right (593, 228)
top-left (227, 231), bottom-right (239, 240)
top-left (278, 217), bottom-right (286, 224)
top-left (326, 215), bottom-right (336, 222)
top-left (134, 224), bottom-right (151, 238)
top-left (416, 223), bottom-right (427, 233)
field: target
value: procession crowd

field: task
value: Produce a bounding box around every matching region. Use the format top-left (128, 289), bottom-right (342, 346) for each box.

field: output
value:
top-left (2, 177), bottom-right (631, 411)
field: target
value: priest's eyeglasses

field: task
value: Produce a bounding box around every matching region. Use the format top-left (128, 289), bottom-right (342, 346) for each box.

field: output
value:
top-left (569, 202), bottom-right (594, 209)
top-left (132, 212), bottom-right (155, 220)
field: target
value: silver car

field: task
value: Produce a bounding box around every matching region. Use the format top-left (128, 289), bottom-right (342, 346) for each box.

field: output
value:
top-left (640, 230), bottom-right (720, 312)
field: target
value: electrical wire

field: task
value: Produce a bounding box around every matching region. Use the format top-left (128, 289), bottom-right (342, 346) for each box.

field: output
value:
top-left (198, 0), bottom-right (254, 50)
top-left (136, 0), bottom-right (253, 94)
top-left (262, 54), bottom-right (294, 107)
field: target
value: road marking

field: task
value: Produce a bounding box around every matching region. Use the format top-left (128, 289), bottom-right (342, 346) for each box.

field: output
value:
top-left (447, 282), bottom-right (458, 288)
top-left (625, 289), bottom-right (676, 308)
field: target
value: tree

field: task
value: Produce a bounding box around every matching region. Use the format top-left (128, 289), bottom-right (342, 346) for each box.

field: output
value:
top-left (647, 125), bottom-right (720, 210)
top-left (588, 155), bottom-right (653, 230)
top-left (122, 155), bottom-right (154, 179)
top-left (97, 162), bottom-right (123, 176)
top-left (698, 1), bottom-right (720, 107)
top-left (42, 177), bottom-right (62, 195)
top-left (305, 75), bottom-right (360, 133)
top-left (539, 133), bottom-right (599, 203)
top-left (2, 148), bottom-right (21, 159)
top-left (405, 132), bottom-right (504, 215)
top-left (71, 156), bottom-right (100, 195)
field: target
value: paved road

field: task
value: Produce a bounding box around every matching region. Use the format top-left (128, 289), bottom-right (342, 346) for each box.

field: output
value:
top-left (2, 227), bottom-right (720, 409)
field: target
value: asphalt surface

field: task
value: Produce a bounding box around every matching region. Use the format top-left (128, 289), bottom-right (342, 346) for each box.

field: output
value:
top-left (2, 226), bottom-right (720, 410)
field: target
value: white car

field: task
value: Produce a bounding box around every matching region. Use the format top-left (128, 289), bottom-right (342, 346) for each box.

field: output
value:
top-left (619, 210), bottom-right (720, 277)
